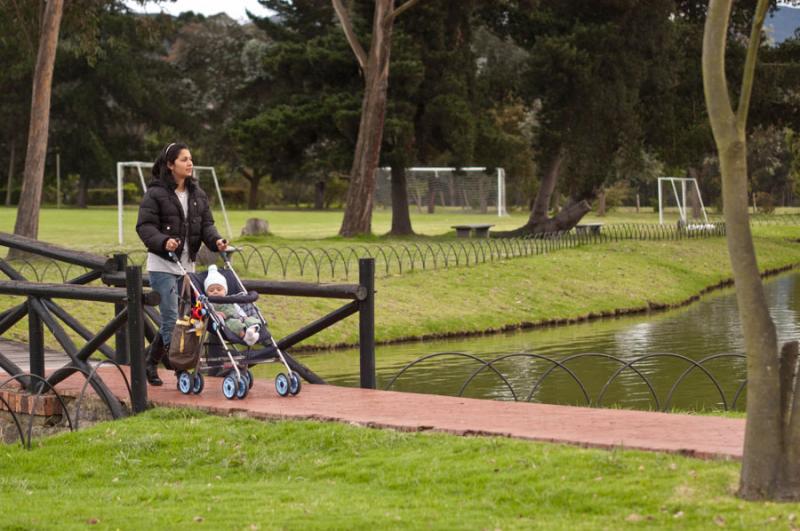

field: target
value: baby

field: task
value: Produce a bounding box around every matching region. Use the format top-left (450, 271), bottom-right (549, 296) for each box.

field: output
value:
top-left (204, 265), bottom-right (261, 346)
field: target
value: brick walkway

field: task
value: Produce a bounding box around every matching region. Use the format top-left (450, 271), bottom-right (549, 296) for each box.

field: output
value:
top-left (39, 367), bottom-right (745, 460)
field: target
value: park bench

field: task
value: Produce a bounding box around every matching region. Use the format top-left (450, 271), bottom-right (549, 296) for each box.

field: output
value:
top-left (452, 224), bottom-right (494, 238)
top-left (574, 223), bottom-right (603, 235)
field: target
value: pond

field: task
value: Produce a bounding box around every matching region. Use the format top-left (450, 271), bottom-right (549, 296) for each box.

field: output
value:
top-left (254, 271), bottom-right (800, 411)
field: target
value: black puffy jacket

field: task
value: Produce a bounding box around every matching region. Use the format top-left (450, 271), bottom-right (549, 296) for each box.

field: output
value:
top-left (136, 176), bottom-right (222, 262)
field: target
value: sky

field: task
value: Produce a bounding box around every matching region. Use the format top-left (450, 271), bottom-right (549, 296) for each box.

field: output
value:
top-left (124, 0), bottom-right (274, 23)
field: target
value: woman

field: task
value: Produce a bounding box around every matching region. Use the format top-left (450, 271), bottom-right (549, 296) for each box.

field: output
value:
top-left (136, 142), bottom-right (228, 386)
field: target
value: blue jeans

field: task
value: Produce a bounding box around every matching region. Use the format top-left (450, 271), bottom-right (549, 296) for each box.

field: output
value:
top-left (149, 271), bottom-right (182, 346)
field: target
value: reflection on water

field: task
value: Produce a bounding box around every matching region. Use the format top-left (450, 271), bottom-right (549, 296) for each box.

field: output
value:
top-left (254, 272), bottom-right (800, 411)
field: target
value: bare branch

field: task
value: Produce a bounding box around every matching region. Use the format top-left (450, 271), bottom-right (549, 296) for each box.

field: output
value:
top-left (702, 0), bottom-right (737, 141)
top-left (736, 0), bottom-right (770, 131)
top-left (384, 0), bottom-right (423, 26)
top-left (332, 0), bottom-right (367, 70)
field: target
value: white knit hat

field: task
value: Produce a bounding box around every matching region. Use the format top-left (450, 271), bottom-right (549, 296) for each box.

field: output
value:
top-left (204, 265), bottom-right (227, 294)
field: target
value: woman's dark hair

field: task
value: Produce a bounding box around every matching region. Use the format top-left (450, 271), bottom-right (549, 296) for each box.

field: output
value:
top-left (151, 142), bottom-right (190, 182)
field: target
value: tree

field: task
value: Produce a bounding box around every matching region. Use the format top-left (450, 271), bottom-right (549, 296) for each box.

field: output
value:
top-left (52, 5), bottom-right (177, 207)
top-left (481, 0), bottom-right (677, 236)
top-left (384, 1), bottom-right (480, 235)
top-left (703, 0), bottom-right (800, 500)
top-left (332, 0), bottom-right (423, 236)
top-left (12, 0), bottom-right (64, 241)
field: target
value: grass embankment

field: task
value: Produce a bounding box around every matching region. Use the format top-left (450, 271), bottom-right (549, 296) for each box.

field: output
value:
top-left (1, 208), bottom-right (800, 349)
top-left (0, 409), bottom-right (796, 530)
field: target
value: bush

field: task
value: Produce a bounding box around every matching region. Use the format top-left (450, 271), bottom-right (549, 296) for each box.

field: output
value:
top-left (604, 181), bottom-right (635, 210)
top-left (754, 191), bottom-right (776, 214)
top-left (215, 187), bottom-right (248, 208)
top-left (85, 184), bottom-right (141, 205)
top-left (324, 176), bottom-right (348, 208)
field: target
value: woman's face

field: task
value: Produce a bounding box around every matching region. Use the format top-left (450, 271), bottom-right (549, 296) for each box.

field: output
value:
top-left (167, 149), bottom-right (193, 180)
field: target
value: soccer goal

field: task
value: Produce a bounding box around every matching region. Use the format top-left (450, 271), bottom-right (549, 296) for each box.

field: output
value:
top-left (657, 176), bottom-right (710, 226)
top-left (374, 167), bottom-right (508, 216)
top-left (116, 161), bottom-right (233, 245)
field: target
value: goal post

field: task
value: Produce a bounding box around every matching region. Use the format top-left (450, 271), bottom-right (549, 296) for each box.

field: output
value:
top-left (657, 176), bottom-right (710, 226)
top-left (116, 161), bottom-right (233, 245)
top-left (375, 166), bottom-right (508, 217)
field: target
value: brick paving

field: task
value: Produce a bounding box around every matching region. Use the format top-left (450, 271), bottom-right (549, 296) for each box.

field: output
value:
top-left (32, 366), bottom-right (745, 460)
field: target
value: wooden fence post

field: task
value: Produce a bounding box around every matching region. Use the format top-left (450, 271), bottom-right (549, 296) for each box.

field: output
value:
top-left (359, 258), bottom-right (376, 389)
top-left (113, 254), bottom-right (128, 364)
top-left (126, 265), bottom-right (147, 413)
top-left (28, 297), bottom-right (44, 391)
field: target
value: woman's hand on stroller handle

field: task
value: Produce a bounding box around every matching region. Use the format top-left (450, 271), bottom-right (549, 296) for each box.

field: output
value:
top-left (216, 239), bottom-right (228, 252)
top-left (165, 238), bottom-right (181, 252)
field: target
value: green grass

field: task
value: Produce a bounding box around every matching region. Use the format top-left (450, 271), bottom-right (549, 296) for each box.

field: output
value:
top-left (0, 409), bottom-right (796, 530)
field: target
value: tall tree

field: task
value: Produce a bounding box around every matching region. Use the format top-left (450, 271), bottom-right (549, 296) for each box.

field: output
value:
top-left (13, 0), bottom-right (64, 241)
top-left (703, 0), bottom-right (800, 500)
top-left (238, 3), bottom-right (360, 210)
top-left (482, 0), bottom-right (676, 235)
top-left (332, 0), bottom-right (423, 236)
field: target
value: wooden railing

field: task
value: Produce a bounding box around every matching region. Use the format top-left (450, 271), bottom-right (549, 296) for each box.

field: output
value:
top-left (0, 232), bottom-right (376, 422)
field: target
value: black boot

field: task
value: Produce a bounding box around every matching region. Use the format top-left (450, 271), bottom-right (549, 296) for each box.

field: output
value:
top-left (146, 339), bottom-right (164, 386)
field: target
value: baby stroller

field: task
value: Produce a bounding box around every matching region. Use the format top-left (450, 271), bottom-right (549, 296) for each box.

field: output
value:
top-left (168, 250), bottom-right (302, 400)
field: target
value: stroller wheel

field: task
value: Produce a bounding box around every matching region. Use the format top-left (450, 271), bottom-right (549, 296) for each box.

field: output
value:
top-left (192, 372), bottom-right (205, 394)
top-left (222, 375), bottom-right (237, 400)
top-left (236, 377), bottom-right (249, 399)
top-left (289, 373), bottom-right (301, 396)
top-left (177, 371), bottom-right (192, 395)
top-left (247, 369), bottom-right (255, 389)
top-left (275, 373), bottom-right (290, 397)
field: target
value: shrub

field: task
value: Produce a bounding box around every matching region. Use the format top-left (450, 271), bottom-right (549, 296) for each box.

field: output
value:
top-left (754, 191), bottom-right (775, 214)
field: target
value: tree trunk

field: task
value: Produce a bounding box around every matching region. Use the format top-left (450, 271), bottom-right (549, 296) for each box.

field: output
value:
top-left (314, 180), bottom-right (325, 210)
top-left (13, 0), bottom-right (64, 242)
top-left (688, 168), bottom-right (703, 219)
top-left (248, 175), bottom-right (260, 210)
top-left (529, 148), bottom-right (564, 224)
top-left (493, 199), bottom-right (591, 237)
top-left (426, 175), bottom-right (435, 214)
top-left (635, 193), bottom-right (640, 213)
top-left (76, 174), bottom-right (88, 208)
top-left (704, 0), bottom-right (800, 500)
top-left (494, 146), bottom-right (588, 237)
top-left (5, 138), bottom-right (15, 206)
top-left (596, 188), bottom-right (606, 217)
top-left (338, 0), bottom-right (394, 237)
top-left (389, 163), bottom-right (413, 235)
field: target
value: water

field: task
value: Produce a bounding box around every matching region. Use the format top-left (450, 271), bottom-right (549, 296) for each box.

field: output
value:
top-left (255, 272), bottom-right (800, 411)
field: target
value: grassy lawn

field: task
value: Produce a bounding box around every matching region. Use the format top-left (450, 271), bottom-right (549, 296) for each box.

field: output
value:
top-left (1, 409), bottom-right (797, 530)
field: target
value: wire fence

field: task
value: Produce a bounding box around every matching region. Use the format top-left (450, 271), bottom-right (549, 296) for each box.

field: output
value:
top-left (6, 215), bottom-right (800, 284)
top-left (126, 221), bottom-right (729, 281)
top-left (383, 351), bottom-right (747, 412)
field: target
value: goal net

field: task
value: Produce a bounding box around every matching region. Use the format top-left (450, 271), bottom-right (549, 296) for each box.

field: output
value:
top-left (374, 167), bottom-right (508, 216)
top-left (116, 161), bottom-right (233, 245)
top-left (657, 177), bottom-right (710, 226)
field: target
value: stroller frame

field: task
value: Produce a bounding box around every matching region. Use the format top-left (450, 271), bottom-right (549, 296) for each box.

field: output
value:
top-left (169, 250), bottom-right (300, 399)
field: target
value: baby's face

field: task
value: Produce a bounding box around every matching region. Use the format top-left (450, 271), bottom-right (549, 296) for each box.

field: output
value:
top-left (207, 284), bottom-right (226, 297)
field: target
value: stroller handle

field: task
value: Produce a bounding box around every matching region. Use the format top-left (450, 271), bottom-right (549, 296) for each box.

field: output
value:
top-left (206, 291), bottom-right (259, 304)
